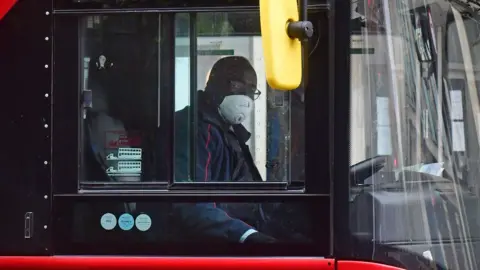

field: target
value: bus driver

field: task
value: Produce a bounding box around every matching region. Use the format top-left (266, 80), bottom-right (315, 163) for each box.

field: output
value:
top-left (171, 56), bottom-right (276, 243)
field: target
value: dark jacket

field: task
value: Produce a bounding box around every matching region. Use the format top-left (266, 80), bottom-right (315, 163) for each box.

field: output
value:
top-left (174, 99), bottom-right (262, 182)
top-left (171, 92), bottom-right (263, 242)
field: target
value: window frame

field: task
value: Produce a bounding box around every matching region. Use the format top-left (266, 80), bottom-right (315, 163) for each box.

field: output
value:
top-left (50, 2), bottom-right (337, 257)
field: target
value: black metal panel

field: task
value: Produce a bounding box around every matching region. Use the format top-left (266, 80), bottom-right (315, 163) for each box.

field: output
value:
top-left (304, 10), bottom-right (330, 195)
top-left (0, 0), bottom-right (53, 255)
top-left (51, 15), bottom-right (81, 194)
top-left (329, 0), bottom-right (352, 258)
top-left (302, 10), bottom-right (331, 255)
top-left (52, 194), bottom-right (329, 256)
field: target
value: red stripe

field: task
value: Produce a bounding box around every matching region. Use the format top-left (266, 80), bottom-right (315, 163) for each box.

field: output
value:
top-left (0, 257), bottom-right (335, 270)
top-left (0, 0), bottom-right (17, 21)
top-left (0, 257), bottom-right (406, 270)
top-left (204, 124), bottom-right (212, 182)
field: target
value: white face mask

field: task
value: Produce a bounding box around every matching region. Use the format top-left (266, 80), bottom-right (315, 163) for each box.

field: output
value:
top-left (218, 95), bottom-right (254, 125)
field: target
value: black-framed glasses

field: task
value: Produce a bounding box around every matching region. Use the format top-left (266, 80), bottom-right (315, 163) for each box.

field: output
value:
top-left (230, 80), bottom-right (262, 100)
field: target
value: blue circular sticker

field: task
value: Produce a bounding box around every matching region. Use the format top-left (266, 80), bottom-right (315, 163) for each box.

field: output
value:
top-left (100, 213), bottom-right (117, 231)
top-left (135, 214), bottom-right (152, 232)
top-left (118, 213), bottom-right (134, 231)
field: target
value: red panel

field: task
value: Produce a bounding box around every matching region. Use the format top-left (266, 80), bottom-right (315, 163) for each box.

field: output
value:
top-left (337, 260), bottom-right (405, 270)
top-left (0, 0), bottom-right (17, 21)
top-left (0, 257), bottom-right (334, 270)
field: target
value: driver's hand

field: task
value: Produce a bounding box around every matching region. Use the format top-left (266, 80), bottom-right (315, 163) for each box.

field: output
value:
top-left (244, 232), bottom-right (277, 243)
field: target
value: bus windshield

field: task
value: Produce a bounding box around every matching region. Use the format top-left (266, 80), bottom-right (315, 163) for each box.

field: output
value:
top-left (350, 0), bottom-right (480, 268)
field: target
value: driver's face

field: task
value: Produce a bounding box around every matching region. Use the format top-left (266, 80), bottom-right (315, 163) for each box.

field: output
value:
top-left (229, 70), bottom-right (259, 100)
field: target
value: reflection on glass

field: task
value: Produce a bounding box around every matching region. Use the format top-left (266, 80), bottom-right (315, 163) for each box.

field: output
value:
top-left (349, 0), bottom-right (480, 269)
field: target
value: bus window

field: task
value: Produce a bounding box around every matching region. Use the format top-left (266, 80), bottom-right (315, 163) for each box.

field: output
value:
top-left (69, 14), bottom-right (161, 185)
top-left (173, 12), bottom-right (299, 184)
top-left (53, 11), bottom-right (303, 188)
top-left (349, 0), bottom-right (480, 269)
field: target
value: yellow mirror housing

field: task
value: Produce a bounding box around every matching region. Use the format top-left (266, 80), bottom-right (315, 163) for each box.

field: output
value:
top-left (260, 0), bottom-right (302, 91)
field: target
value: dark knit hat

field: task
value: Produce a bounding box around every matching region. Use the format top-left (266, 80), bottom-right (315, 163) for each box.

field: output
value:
top-left (205, 56), bottom-right (260, 102)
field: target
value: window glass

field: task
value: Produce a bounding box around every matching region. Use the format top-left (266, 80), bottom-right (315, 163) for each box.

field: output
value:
top-left (350, 0), bottom-right (480, 268)
top-left (80, 14), bottom-right (160, 185)
top-left (173, 12), bottom-right (298, 183)
top-left (78, 12), bottom-right (303, 186)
